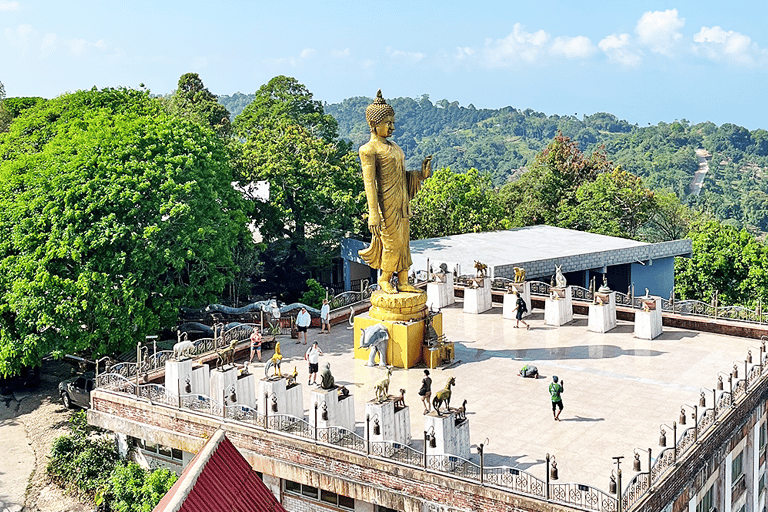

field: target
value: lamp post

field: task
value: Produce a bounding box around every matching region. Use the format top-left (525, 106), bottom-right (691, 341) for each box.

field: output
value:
top-left (423, 426), bottom-right (436, 470)
top-left (633, 447), bottom-right (653, 488)
top-left (680, 404), bottom-right (698, 443)
top-left (146, 335), bottom-right (158, 370)
top-left (545, 453), bottom-right (558, 500)
top-left (659, 422), bottom-right (677, 463)
top-left (611, 456), bottom-right (624, 512)
top-left (366, 414), bottom-right (380, 455)
top-left (478, 438), bottom-right (489, 485)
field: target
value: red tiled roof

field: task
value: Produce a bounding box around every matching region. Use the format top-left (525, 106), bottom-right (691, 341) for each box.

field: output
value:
top-left (153, 429), bottom-right (286, 512)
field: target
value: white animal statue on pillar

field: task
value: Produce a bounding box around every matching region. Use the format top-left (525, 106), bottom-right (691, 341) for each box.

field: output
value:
top-left (173, 340), bottom-right (195, 359)
top-left (359, 324), bottom-right (389, 367)
top-left (554, 264), bottom-right (567, 288)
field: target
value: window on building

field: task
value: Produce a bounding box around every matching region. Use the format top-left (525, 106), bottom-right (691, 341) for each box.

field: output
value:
top-left (761, 422), bottom-right (767, 451)
top-left (733, 450), bottom-right (744, 488)
top-left (696, 485), bottom-right (713, 512)
top-left (375, 507), bottom-right (399, 512)
top-left (760, 470), bottom-right (766, 496)
top-left (128, 437), bottom-right (182, 462)
top-left (283, 480), bottom-right (353, 510)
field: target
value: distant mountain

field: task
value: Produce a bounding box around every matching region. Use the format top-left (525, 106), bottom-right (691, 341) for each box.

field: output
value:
top-left (219, 93), bottom-right (768, 233)
top-left (218, 92), bottom-right (254, 120)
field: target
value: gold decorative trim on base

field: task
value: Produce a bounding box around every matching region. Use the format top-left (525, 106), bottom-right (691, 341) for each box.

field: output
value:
top-left (369, 290), bottom-right (428, 322)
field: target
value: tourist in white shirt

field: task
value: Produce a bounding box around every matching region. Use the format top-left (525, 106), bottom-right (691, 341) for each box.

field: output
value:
top-left (295, 307), bottom-right (311, 345)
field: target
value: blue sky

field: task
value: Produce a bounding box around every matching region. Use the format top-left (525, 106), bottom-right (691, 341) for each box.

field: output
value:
top-left (2, 0), bottom-right (767, 130)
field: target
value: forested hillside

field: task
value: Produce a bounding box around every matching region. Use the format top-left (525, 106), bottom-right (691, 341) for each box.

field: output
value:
top-left (323, 96), bottom-right (768, 233)
top-left (221, 92), bottom-right (768, 233)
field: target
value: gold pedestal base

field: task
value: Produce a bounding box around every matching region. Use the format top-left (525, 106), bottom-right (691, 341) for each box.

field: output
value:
top-left (354, 312), bottom-right (443, 369)
top-left (369, 290), bottom-right (428, 322)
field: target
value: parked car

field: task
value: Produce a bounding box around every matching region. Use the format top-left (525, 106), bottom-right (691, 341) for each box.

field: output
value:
top-left (58, 373), bottom-right (94, 409)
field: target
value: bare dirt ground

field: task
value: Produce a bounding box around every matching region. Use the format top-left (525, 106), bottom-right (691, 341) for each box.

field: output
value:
top-left (1, 359), bottom-right (94, 512)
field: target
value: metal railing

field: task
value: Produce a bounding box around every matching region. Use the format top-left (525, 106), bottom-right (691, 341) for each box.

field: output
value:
top-left (94, 371), bottom-right (617, 511)
top-left (106, 323), bottom-right (259, 381)
top-left (457, 278), bottom-right (768, 325)
top-left (621, 347), bottom-right (768, 510)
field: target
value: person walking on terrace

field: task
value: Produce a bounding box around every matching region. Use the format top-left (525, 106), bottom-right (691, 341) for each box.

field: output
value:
top-left (305, 341), bottom-right (323, 386)
top-left (549, 375), bottom-right (564, 421)
top-left (320, 299), bottom-right (331, 334)
top-left (296, 307), bottom-right (311, 344)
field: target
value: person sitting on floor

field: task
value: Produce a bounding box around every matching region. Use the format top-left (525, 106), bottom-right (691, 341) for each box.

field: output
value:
top-left (518, 364), bottom-right (539, 379)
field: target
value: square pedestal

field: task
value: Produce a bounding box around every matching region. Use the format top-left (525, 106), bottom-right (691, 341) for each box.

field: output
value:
top-left (427, 273), bottom-right (455, 309)
top-left (260, 377), bottom-right (304, 418)
top-left (545, 287), bottom-right (573, 326)
top-left (364, 399), bottom-right (411, 446)
top-left (354, 314), bottom-right (442, 369)
top-left (310, 386), bottom-right (355, 432)
top-left (502, 282), bottom-right (532, 320)
top-left (588, 292), bottom-right (617, 333)
top-left (210, 367), bottom-right (238, 405)
top-left (165, 359), bottom-right (192, 397)
top-left (422, 343), bottom-right (455, 369)
top-left (463, 278), bottom-right (492, 314)
top-left (234, 372), bottom-right (256, 409)
top-left (634, 297), bottom-right (663, 340)
top-left (190, 364), bottom-right (210, 396)
top-left (424, 411), bottom-right (470, 459)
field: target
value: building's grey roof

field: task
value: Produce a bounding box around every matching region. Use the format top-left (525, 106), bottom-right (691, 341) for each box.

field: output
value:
top-left (406, 225), bottom-right (691, 279)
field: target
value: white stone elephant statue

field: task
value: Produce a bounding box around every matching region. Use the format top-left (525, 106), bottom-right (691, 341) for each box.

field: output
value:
top-left (359, 324), bottom-right (389, 367)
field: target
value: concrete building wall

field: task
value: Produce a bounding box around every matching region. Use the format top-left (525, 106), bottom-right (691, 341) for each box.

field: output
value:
top-left (631, 256), bottom-right (675, 299)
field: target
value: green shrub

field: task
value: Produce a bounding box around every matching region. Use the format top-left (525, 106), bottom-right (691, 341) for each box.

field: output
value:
top-left (100, 462), bottom-right (178, 512)
top-left (299, 278), bottom-right (326, 309)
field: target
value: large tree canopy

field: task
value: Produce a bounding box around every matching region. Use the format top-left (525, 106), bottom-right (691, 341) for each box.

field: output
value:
top-left (164, 73), bottom-right (231, 137)
top-left (410, 168), bottom-right (508, 239)
top-left (232, 77), bottom-right (364, 298)
top-left (501, 132), bottom-right (613, 227)
top-left (0, 88), bottom-right (246, 376)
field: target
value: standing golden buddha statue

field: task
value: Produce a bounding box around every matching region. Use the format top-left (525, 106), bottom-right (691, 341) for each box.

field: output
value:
top-left (359, 90), bottom-right (432, 298)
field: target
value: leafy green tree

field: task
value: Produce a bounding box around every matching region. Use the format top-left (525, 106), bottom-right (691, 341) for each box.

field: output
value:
top-left (300, 278), bottom-right (327, 309)
top-left (47, 412), bottom-right (120, 495)
top-left (501, 132), bottom-right (612, 226)
top-left (0, 88), bottom-right (247, 376)
top-left (640, 190), bottom-right (700, 242)
top-left (557, 167), bottom-right (656, 239)
top-left (234, 75), bottom-right (340, 142)
top-left (674, 220), bottom-right (768, 306)
top-left (103, 462), bottom-right (178, 512)
top-left (232, 77), bottom-right (365, 298)
top-left (165, 72), bottom-right (231, 137)
top-left (410, 167), bottom-right (508, 239)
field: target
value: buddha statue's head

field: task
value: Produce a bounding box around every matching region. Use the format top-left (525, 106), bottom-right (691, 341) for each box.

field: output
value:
top-left (366, 89), bottom-right (396, 133)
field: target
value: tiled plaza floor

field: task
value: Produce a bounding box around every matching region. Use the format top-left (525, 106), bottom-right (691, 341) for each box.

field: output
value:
top-left (246, 300), bottom-right (755, 492)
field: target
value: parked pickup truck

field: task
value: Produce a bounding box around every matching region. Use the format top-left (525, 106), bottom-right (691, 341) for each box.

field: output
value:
top-left (58, 373), bottom-right (94, 409)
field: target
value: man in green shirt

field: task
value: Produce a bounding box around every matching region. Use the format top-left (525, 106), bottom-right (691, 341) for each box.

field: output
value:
top-left (549, 375), bottom-right (564, 421)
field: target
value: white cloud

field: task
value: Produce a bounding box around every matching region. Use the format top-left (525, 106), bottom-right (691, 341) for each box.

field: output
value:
top-left (0, 1), bottom-right (19, 11)
top-left (299, 48), bottom-right (316, 59)
top-left (331, 48), bottom-right (350, 58)
top-left (5, 23), bottom-right (107, 59)
top-left (4, 23), bottom-right (36, 54)
top-left (40, 32), bottom-right (57, 58)
top-left (693, 26), bottom-right (767, 66)
top-left (635, 9), bottom-right (684, 56)
top-left (482, 23), bottom-right (550, 67)
top-left (454, 47), bottom-right (475, 61)
top-left (481, 23), bottom-right (596, 67)
top-left (550, 35), bottom-right (596, 59)
top-left (386, 47), bottom-right (425, 62)
top-left (599, 33), bottom-right (642, 67)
